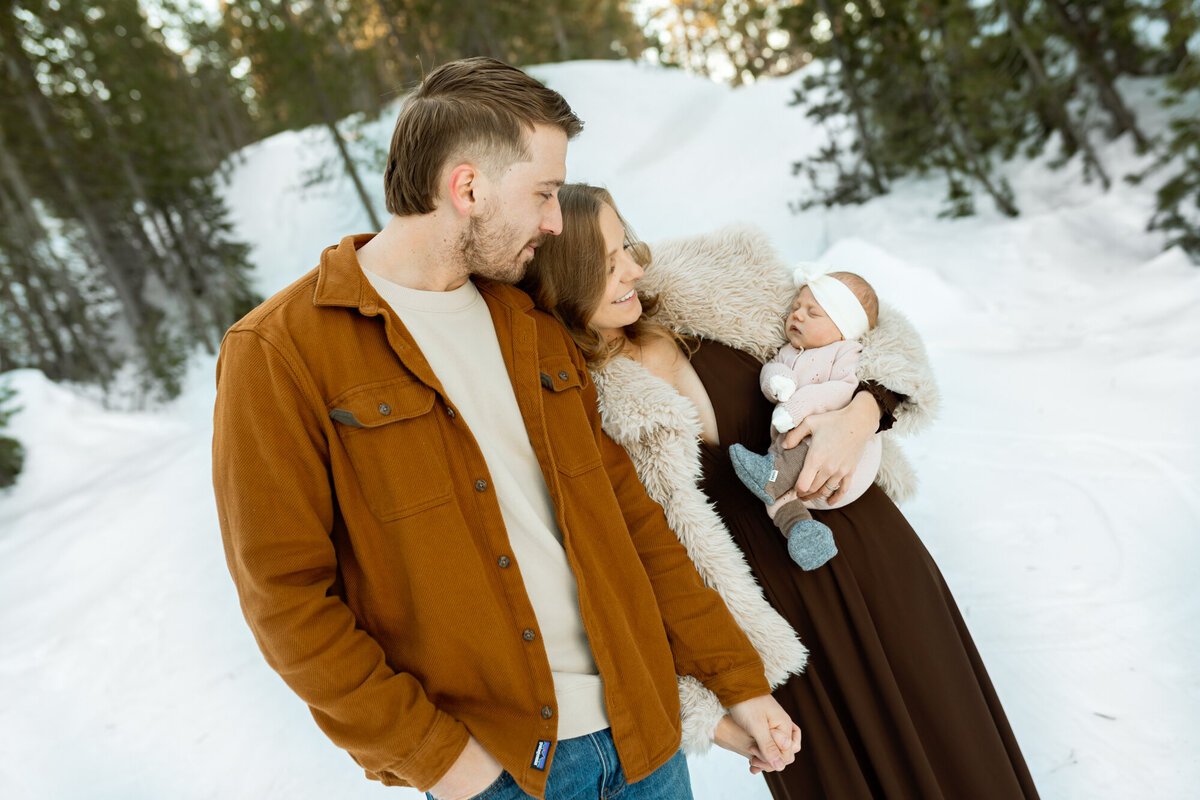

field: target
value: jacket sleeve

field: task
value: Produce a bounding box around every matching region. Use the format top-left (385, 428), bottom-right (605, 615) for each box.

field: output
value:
top-left (758, 346), bottom-right (798, 401)
top-left (570, 344), bottom-right (771, 709)
top-left (777, 343), bottom-right (860, 425)
top-left (212, 330), bottom-right (469, 791)
top-left (857, 304), bottom-right (940, 437)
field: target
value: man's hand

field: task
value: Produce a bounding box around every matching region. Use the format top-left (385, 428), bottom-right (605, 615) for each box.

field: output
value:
top-left (427, 735), bottom-right (504, 800)
top-left (781, 391), bottom-right (879, 505)
top-left (726, 695), bottom-right (802, 773)
top-left (713, 714), bottom-right (784, 775)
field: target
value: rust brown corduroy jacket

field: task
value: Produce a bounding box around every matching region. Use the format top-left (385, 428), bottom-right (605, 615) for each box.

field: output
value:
top-left (211, 235), bottom-right (770, 798)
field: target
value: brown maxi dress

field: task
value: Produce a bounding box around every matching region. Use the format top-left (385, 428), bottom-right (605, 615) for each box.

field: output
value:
top-left (690, 339), bottom-right (1041, 800)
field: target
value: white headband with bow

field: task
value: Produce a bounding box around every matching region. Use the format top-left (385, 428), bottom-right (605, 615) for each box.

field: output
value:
top-left (791, 262), bottom-right (870, 341)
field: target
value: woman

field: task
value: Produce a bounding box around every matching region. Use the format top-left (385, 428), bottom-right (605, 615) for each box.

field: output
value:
top-left (520, 184), bottom-right (1040, 799)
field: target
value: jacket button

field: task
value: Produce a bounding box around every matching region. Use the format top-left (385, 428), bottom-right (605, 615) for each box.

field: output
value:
top-left (497, 556), bottom-right (511, 568)
top-left (522, 628), bottom-right (536, 642)
top-left (475, 479), bottom-right (487, 492)
top-left (558, 371), bottom-right (569, 381)
top-left (541, 706), bottom-right (554, 719)
top-left (446, 406), bottom-right (456, 418)
top-left (378, 403), bottom-right (391, 415)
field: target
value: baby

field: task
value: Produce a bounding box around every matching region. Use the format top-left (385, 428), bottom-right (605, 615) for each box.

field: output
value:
top-left (729, 266), bottom-right (882, 570)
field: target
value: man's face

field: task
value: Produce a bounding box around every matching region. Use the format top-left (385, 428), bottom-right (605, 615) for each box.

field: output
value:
top-left (460, 124), bottom-right (567, 284)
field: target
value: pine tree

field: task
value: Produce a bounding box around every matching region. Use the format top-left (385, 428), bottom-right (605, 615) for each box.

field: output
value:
top-left (649, 1), bottom-right (804, 85)
top-left (786, 0), bottom-right (1021, 217)
top-left (1043, 0), bottom-right (1151, 150)
top-left (0, 382), bottom-right (23, 490)
top-left (0, 0), bottom-right (259, 399)
top-left (783, 1), bottom-right (1195, 231)
top-left (991, 0), bottom-right (1111, 188)
top-left (1147, 8), bottom-right (1200, 262)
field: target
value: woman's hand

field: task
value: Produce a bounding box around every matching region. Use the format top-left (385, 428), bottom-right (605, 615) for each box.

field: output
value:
top-left (725, 695), bottom-right (803, 774)
top-left (712, 714), bottom-right (789, 775)
top-left (782, 391), bottom-right (880, 505)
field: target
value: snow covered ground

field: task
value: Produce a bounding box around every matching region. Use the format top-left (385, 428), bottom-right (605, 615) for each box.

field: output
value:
top-left (2, 61), bottom-right (1198, 799)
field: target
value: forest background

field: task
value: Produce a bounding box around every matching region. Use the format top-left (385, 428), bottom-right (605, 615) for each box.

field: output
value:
top-left (0, 3), bottom-right (1198, 798)
top-left (1, 0), bottom-right (1198, 448)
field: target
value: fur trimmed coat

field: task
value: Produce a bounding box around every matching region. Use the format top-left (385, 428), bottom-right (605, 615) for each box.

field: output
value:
top-left (591, 224), bottom-right (940, 754)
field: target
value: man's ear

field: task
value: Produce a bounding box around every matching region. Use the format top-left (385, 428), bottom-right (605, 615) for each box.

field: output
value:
top-left (446, 163), bottom-right (478, 216)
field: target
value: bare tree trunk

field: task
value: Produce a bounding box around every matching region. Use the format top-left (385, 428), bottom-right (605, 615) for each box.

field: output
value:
top-left (0, 136), bottom-right (107, 381)
top-left (158, 203), bottom-right (219, 353)
top-left (184, 73), bottom-right (229, 172)
top-left (551, 3), bottom-right (571, 62)
top-left (1045, 0), bottom-right (1150, 150)
top-left (1161, 3), bottom-right (1192, 71)
top-left (819, 0), bottom-right (887, 195)
top-left (376, 0), bottom-right (416, 86)
top-left (1, 42), bottom-right (146, 333)
top-left (0, 246), bottom-right (60, 374)
top-left (73, 72), bottom-right (185, 275)
top-left (403, 0), bottom-right (439, 68)
top-left (280, 0), bottom-right (384, 231)
top-left (998, 0), bottom-right (1111, 189)
top-left (312, 0), bottom-right (378, 114)
top-left (918, 36), bottom-right (1020, 217)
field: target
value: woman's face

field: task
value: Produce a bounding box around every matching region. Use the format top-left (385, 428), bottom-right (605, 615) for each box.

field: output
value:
top-left (588, 203), bottom-right (644, 338)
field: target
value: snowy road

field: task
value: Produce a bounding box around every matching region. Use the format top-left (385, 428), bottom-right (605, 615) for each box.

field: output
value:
top-left (2, 61), bottom-right (1198, 799)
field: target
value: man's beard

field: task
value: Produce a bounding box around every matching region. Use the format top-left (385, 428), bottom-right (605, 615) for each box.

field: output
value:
top-left (459, 209), bottom-right (542, 285)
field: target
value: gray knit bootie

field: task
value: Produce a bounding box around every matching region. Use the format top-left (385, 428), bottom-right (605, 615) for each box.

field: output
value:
top-left (728, 444), bottom-right (777, 505)
top-left (787, 519), bottom-right (837, 570)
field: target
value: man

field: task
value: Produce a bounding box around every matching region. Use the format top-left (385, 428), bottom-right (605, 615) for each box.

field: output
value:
top-left (212, 58), bottom-right (801, 800)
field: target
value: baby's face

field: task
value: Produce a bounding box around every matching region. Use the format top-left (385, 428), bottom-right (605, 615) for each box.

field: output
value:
top-left (785, 286), bottom-right (843, 350)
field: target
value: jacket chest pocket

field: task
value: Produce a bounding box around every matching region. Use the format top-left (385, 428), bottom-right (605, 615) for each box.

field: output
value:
top-left (329, 378), bottom-right (452, 521)
top-left (539, 357), bottom-right (603, 477)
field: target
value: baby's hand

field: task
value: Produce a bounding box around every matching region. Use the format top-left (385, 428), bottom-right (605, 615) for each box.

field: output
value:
top-left (771, 406), bottom-right (796, 433)
top-left (769, 376), bottom-right (797, 402)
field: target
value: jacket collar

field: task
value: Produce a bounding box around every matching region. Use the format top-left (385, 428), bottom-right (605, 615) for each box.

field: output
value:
top-left (313, 233), bottom-right (535, 314)
top-left (314, 234), bottom-right (377, 310)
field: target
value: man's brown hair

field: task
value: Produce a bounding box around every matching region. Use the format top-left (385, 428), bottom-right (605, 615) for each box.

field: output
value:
top-left (384, 57), bottom-right (583, 216)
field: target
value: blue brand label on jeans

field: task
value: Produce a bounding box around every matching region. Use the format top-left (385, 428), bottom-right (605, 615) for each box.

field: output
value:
top-left (531, 739), bottom-right (551, 770)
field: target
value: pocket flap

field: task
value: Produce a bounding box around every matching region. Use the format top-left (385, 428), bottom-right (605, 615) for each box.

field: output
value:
top-left (539, 358), bottom-right (584, 393)
top-left (329, 378), bottom-right (436, 429)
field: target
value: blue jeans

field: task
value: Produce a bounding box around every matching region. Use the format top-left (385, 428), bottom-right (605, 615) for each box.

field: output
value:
top-left (428, 728), bottom-right (692, 800)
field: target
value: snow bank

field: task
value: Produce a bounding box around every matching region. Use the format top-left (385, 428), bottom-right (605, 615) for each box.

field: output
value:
top-left (2, 60), bottom-right (1198, 800)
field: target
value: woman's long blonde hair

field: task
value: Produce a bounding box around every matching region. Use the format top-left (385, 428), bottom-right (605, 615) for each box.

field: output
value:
top-left (520, 184), bottom-right (687, 367)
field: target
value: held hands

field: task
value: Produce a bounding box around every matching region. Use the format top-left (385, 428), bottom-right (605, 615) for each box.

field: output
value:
top-left (713, 715), bottom-right (779, 775)
top-left (427, 735), bottom-right (503, 800)
top-left (782, 391), bottom-right (880, 506)
top-left (725, 695), bottom-right (803, 774)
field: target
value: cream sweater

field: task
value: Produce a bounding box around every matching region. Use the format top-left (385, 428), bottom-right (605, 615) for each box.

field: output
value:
top-left (365, 270), bottom-right (609, 740)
